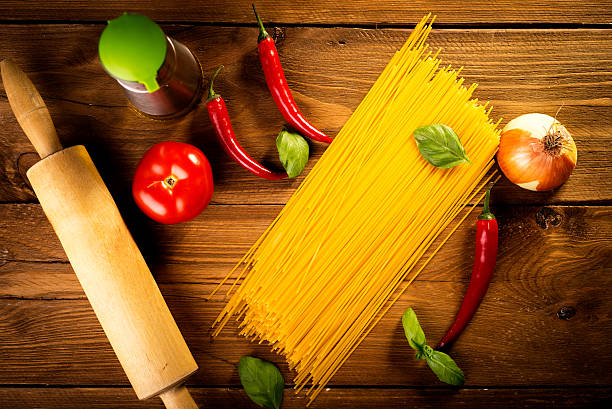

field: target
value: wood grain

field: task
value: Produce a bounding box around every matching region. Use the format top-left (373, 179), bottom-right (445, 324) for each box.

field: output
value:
top-left (1, 387), bottom-right (610, 409)
top-left (0, 271), bottom-right (610, 387)
top-left (0, 1), bottom-right (611, 25)
top-left (0, 203), bottom-right (609, 268)
top-left (0, 26), bottom-right (610, 205)
top-left (0, 204), bottom-right (610, 387)
top-left (0, 1), bottom-right (610, 408)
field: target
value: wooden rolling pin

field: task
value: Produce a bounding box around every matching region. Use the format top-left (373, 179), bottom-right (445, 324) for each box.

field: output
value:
top-left (1, 59), bottom-right (200, 409)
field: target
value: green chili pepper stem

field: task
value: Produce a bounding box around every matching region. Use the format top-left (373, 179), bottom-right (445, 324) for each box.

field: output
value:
top-left (207, 65), bottom-right (224, 102)
top-left (252, 4), bottom-right (270, 42)
top-left (478, 186), bottom-right (496, 220)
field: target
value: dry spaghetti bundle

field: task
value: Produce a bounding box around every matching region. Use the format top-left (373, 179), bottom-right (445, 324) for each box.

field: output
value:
top-left (212, 15), bottom-right (500, 403)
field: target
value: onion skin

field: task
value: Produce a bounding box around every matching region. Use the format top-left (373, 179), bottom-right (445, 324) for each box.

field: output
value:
top-left (497, 113), bottom-right (577, 191)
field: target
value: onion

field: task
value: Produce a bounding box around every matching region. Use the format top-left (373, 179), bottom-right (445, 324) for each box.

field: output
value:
top-left (497, 113), bottom-right (577, 191)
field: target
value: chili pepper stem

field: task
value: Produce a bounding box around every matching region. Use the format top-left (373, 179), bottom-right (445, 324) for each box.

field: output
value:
top-left (252, 4), bottom-right (270, 42)
top-left (478, 186), bottom-right (496, 220)
top-left (207, 65), bottom-right (224, 102)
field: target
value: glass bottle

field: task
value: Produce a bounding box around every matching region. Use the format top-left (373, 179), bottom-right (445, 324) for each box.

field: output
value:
top-left (98, 13), bottom-right (203, 119)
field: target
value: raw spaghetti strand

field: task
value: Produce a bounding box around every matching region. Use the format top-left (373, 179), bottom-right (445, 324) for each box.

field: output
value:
top-left (212, 15), bottom-right (501, 405)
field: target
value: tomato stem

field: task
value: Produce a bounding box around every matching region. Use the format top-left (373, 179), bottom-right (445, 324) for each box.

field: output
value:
top-left (163, 175), bottom-right (178, 189)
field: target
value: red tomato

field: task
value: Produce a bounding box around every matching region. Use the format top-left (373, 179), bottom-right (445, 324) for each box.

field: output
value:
top-left (132, 141), bottom-right (214, 224)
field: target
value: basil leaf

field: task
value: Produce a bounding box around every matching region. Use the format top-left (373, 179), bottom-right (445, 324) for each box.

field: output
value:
top-left (425, 349), bottom-right (465, 386)
top-left (276, 128), bottom-right (309, 178)
top-left (238, 356), bottom-right (284, 409)
top-left (413, 124), bottom-right (471, 169)
top-left (402, 309), bottom-right (466, 386)
top-left (422, 344), bottom-right (434, 358)
top-left (402, 308), bottom-right (427, 352)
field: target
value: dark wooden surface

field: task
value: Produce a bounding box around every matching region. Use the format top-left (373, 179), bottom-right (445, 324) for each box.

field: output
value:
top-left (1, 388), bottom-right (611, 409)
top-left (1, 0), bottom-right (611, 24)
top-left (0, 1), bottom-right (611, 408)
top-left (0, 26), bottom-right (610, 205)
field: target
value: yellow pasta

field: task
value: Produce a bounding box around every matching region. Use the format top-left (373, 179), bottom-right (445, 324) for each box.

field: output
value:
top-left (211, 15), bottom-right (500, 404)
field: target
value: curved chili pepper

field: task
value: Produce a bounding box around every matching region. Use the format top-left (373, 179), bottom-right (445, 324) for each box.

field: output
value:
top-left (252, 4), bottom-right (332, 144)
top-left (435, 187), bottom-right (498, 351)
top-left (206, 66), bottom-right (286, 180)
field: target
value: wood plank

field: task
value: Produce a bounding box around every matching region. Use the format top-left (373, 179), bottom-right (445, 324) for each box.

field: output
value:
top-left (0, 276), bottom-right (610, 387)
top-left (0, 204), bottom-right (609, 267)
top-left (2, 202), bottom-right (609, 292)
top-left (0, 204), bottom-right (610, 386)
top-left (0, 0), bottom-right (611, 25)
top-left (0, 387), bottom-right (610, 409)
top-left (1, 26), bottom-right (610, 204)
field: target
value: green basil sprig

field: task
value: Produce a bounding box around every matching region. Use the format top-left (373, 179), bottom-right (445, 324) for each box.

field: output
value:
top-left (413, 124), bottom-right (471, 169)
top-left (238, 356), bottom-right (284, 409)
top-left (402, 308), bottom-right (465, 386)
top-left (277, 128), bottom-right (309, 178)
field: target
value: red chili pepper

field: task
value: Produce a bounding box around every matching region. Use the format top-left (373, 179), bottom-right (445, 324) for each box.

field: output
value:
top-left (252, 4), bottom-right (332, 144)
top-left (435, 187), bottom-right (498, 351)
top-left (206, 66), bottom-right (286, 180)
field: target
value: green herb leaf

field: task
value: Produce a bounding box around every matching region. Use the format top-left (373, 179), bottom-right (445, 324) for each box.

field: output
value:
top-left (413, 124), bottom-right (471, 169)
top-left (276, 128), bottom-right (309, 178)
top-left (238, 356), bottom-right (284, 409)
top-left (401, 309), bottom-right (466, 386)
top-left (424, 349), bottom-right (466, 386)
top-left (422, 344), bottom-right (435, 358)
top-left (402, 308), bottom-right (427, 352)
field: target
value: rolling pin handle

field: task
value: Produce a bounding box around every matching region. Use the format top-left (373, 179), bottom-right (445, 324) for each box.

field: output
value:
top-left (1, 59), bottom-right (62, 158)
top-left (159, 385), bottom-right (199, 409)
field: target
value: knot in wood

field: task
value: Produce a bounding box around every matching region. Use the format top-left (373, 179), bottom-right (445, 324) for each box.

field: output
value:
top-left (535, 207), bottom-right (562, 229)
top-left (557, 306), bottom-right (576, 320)
top-left (272, 27), bottom-right (286, 44)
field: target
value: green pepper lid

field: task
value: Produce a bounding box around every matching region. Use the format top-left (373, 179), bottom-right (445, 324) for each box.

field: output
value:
top-left (98, 13), bottom-right (167, 92)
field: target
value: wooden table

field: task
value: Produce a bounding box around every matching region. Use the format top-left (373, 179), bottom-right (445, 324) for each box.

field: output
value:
top-left (1, 1), bottom-right (611, 408)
